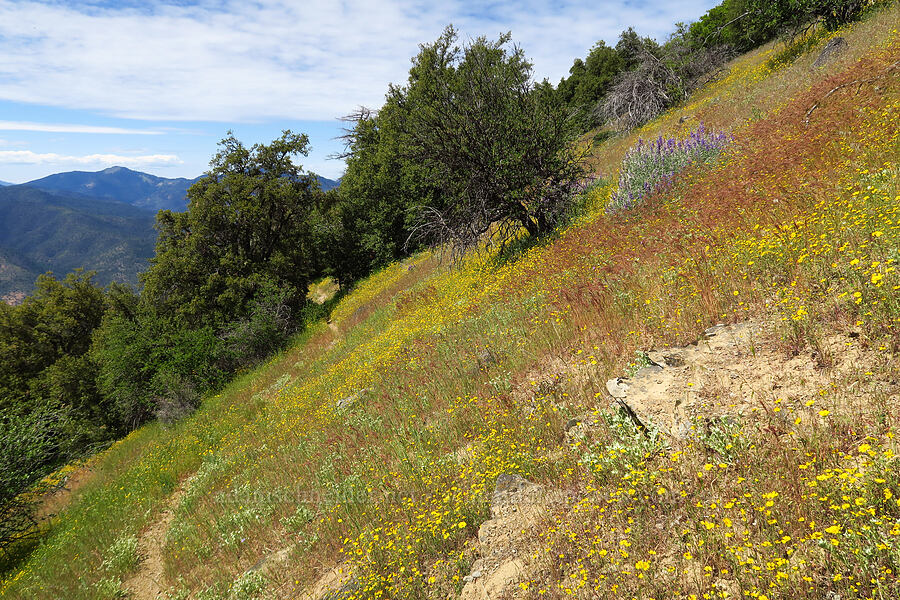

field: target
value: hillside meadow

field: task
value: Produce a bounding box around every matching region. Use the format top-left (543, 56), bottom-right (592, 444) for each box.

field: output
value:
top-left (2, 5), bottom-right (900, 599)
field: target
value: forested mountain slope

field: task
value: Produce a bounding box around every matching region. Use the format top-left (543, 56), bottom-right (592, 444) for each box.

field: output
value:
top-left (0, 185), bottom-right (156, 298)
top-left (24, 167), bottom-right (198, 213)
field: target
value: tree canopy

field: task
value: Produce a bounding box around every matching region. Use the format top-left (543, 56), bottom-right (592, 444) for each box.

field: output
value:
top-left (400, 27), bottom-right (586, 251)
top-left (142, 130), bottom-right (321, 329)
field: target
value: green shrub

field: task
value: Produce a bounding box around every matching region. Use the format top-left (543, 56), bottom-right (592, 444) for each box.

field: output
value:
top-left (220, 281), bottom-right (294, 368)
top-left (769, 28), bottom-right (831, 66)
top-left (229, 570), bottom-right (268, 600)
top-left (280, 505), bottom-right (314, 533)
top-left (101, 534), bottom-right (140, 575)
top-left (93, 576), bottom-right (127, 599)
top-left (577, 409), bottom-right (663, 478)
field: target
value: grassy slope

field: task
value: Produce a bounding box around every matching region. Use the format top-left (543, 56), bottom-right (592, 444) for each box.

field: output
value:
top-left (3, 7), bottom-right (900, 599)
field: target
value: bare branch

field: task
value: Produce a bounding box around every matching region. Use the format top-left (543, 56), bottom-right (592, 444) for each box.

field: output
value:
top-left (329, 106), bottom-right (376, 160)
top-left (701, 10), bottom-right (750, 47)
top-left (805, 60), bottom-right (899, 125)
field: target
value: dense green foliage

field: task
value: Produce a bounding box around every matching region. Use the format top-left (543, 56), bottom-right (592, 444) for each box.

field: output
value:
top-left (91, 295), bottom-right (225, 431)
top-left (0, 272), bottom-right (112, 551)
top-left (557, 0), bottom-right (882, 133)
top-left (338, 28), bottom-right (584, 257)
top-left (691, 0), bottom-right (876, 50)
top-left (143, 131), bottom-right (320, 329)
top-left (0, 272), bottom-right (108, 437)
top-left (326, 104), bottom-right (438, 286)
top-left (402, 29), bottom-right (585, 248)
top-left (555, 41), bottom-right (624, 130)
top-left (95, 131), bottom-right (328, 433)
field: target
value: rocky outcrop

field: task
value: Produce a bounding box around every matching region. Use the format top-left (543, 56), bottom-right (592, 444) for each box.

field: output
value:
top-left (604, 322), bottom-right (760, 438)
top-left (604, 320), bottom-right (881, 440)
top-left (460, 474), bottom-right (563, 600)
top-left (813, 37), bottom-right (848, 68)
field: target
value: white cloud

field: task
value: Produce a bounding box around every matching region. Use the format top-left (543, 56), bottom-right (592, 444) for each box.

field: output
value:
top-left (0, 121), bottom-right (162, 134)
top-left (0, 0), bottom-right (718, 122)
top-left (0, 150), bottom-right (182, 167)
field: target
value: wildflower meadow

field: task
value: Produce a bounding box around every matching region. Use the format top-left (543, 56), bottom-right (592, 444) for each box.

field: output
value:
top-left (2, 6), bottom-right (899, 600)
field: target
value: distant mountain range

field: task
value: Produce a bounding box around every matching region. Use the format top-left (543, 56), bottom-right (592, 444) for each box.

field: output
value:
top-left (317, 176), bottom-right (340, 191)
top-left (22, 167), bottom-right (339, 211)
top-left (0, 180), bottom-right (11, 186)
top-left (0, 166), bottom-right (341, 302)
top-left (24, 166), bottom-right (202, 212)
top-left (0, 185), bottom-right (157, 302)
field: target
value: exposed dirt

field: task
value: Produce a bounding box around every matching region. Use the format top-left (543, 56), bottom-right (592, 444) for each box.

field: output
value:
top-left (124, 486), bottom-right (187, 600)
top-left (299, 562), bottom-right (355, 600)
top-left (308, 278), bottom-right (340, 305)
top-left (460, 474), bottom-right (566, 600)
top-left (1, 290), bottom-right (25, 305)
top-left (604, 320), bottom-right (883, 439)
top-left (34, 463), bottom-right (96, 522)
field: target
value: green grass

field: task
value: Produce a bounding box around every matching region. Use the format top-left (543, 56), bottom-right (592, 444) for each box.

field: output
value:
top-left (3, 6), bottom-right (900, 598)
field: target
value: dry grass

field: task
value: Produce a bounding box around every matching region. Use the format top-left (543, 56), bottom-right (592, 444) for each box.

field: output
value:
top-left (2, 6), bottom-right (899, 599)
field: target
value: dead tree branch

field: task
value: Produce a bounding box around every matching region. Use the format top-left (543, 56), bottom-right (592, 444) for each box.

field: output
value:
top-left (805, 60), bottom-right (899, 125)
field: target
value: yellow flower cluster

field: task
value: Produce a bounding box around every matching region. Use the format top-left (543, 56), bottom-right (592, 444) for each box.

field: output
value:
top-left (4, 11), bottom-right (899, 600)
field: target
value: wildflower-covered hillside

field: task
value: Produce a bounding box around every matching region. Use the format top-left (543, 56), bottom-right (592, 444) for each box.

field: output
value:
top-left (2, 6), bottom-right (900, 600)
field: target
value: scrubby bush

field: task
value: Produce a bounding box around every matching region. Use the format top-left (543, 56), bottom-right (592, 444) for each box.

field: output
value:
top-left (229, 571), bottom-right (268, 600)
top-left (0, 405), bottom-right (61, 556)
top-left (601, 27), bottom-right (734, 131)
top-left (92, 306), bottom-right (225, 432)
top-left (143, 131), bottom-right (320, 330)
top-left (92, 577), bottom-right (127, 599)
top-left (556, 41), bottom-right (625, 130)
top-left (152, 373), bottom-right (200, 428)
top-left (219, 281), bottom-right (294, 369)
top-left (600, 55), bottom-right (683, 131)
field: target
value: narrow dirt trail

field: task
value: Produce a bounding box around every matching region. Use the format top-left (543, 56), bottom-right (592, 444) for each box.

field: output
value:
top-left (124, 487), bottom-right (186, 600)
top-left (35, 463), bottom-right (96, 521)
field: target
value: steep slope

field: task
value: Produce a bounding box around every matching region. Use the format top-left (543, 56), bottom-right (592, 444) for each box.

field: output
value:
top-left (316, 175), bottom-right (340, 191)
top-left (2, 7), bottom-right (899, 600)
top-left (24, 166), bottom-right (199, 213)
top-left (0, 185), bottom-right (156, 297)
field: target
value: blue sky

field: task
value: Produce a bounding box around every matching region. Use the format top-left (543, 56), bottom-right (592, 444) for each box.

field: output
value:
top-left (0, 0), bottom-right (719, 183)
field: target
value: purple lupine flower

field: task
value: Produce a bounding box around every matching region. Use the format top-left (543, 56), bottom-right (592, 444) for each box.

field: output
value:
top-left (608, 124), bottom-right (732, 214)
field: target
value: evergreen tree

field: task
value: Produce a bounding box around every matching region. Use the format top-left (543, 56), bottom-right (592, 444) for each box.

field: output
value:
top-left (142, 131), bottom-right (321, 329)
